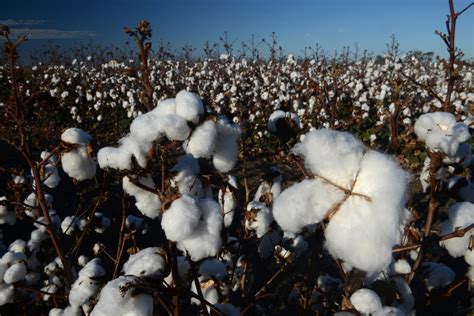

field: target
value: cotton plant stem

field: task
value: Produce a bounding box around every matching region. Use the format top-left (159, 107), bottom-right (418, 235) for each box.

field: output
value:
top-left (113, 194), bottom-right (128, 279)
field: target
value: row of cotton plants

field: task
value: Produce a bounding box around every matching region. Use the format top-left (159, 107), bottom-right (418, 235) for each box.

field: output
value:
top-left (0, 81), bottom-right (473, 314)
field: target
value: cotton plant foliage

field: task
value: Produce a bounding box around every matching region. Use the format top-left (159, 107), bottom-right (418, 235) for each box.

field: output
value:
top-left (273, 129), bottom-right (410, 272)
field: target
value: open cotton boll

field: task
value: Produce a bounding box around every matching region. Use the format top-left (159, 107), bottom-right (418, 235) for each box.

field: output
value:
top-left (152, 98), bottom-right (177, 116)
top-left (212, 117), bottom-right (241, 173)
top-left (422, 262), bottom-right (455, 290)
top-left (373, 306), bottom-right (404, 316)
top-left (157, 114), bottom-right (191, 141)
top-left (177, 198), bottom-right (223, 261)
top-left (191, 276), bottom-right (219, 307)
top-left (245, 201), bottom-right (273, 238)
top-left (324, 151), bottom-right (409, 272)
top-left (0, 284), bottom-right (14, 306)
top-left (273, 179), bottom-right (344, 233)
top-left (61, 127), bottom-right (93, 145)
top-left (414, 112), bottom-right (471, 156)
top-left (465, 248), bottom-right (474, 266)
top-left (171, 155), bottom-right (204, 196)
top-left (98, 134), bottom-right (150, 171)
top-left (292, 129), bottom-right (365, 188)
top-left (35, 164), bottom-right (60, 189)
top-left (162, 194), bottom-right (201, 242)
top-left (349, 288), bottom-right (382, 315)
top-left (393, 259), bottom-right (411, 274)
top-left (219, 187), bottom-right (237, 228)
top-left (91, 276), bottom-right (153, 316)
top-left (130, 112), bottom-right (163, 144)
top-left (122, 175), bottom-right (161, 219)
top-left (122, 247), bottom-right (166, 278)
top-left (175, 90), bottom-right (204, 123)
top-left (186, 120), bottom-right (217, 158)
top-left (3, 262), bottom-right (27, 284)
top-left (61, 146), bottom-right (97, 181)
top-left (69, 259), bottom-right (104, 307)
top-left (440, 202), bottom-right (474, 257)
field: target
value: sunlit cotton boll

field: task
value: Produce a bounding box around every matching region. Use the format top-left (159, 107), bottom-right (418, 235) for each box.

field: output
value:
top-left (440, 202), bottom-right (474, 257)
top-left (350, 288), bottom-right (382, 315)
top-left (175, 90), bottom-right (204, 123)
top-left (212, 117), bottom-right (241, 173)
top-left (122, 175), bottom-right (161, 219)
top-left (186, 119), bottom-right (217, 158)
top-left (90, 276), bottom-right (153, 316)
top-left (122, 247), bottom-right (166, 278)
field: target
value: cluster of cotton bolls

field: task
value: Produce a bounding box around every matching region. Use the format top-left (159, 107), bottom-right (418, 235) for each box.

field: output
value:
top-left (273, 128), bottom-right (410, 272)
top-left (415, 112), bottom-right (473, 201)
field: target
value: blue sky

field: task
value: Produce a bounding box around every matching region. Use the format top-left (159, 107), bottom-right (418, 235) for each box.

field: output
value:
top-left (1, 0), bottom-right (473, 59)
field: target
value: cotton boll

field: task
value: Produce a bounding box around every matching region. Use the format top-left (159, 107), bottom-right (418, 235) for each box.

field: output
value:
top-left (8, 240), bottom-right (26, 254)
top-left (130, 112), bottom-right (163, 144)
top-left (349, 288), bottom-right (382, 315)
top-left (61, 146), bottom-right (97, 181)
top-left (373, 306), bottom-right (404, 316)
top-left (157, 114), bottom-right (191, 141)
top-left (212, 118), bottom-right (241, 173)
top-left (219, 187), bottom-right (237, 228)
top-left (440, 202), bottom-right (474, 257)
top-left (153, 98), bottom-right (177, 116)
top-left (98, 135), bottom-right (151, 170)
top-left (122, 247), bottom-right (166, 278)
top-left (61, 128), bottom-right (93, 145)
top-left (245, 201), bottom-right (273, 238)
top-left (191, 276), bottom-right (219, 308)
top-left (0, 284), bottom-right (14, 306)
top-left (36, 164), bottom-right (60, 189)
top-left (465, 248), bottom-right (474, 266)
top-left (162, 194), bottom-right (201, 242)
top-left (292, 129), bottom-right (365, 188)
top-left (177, 198), bottom-right (223, 261)
top-left (186, 120), bottom-right (217, 158)
top-left (90, 276), bottom-right (153, 316)
top-left (69, 259), bottom-right (104, 307)
top-left (175, 90), bottom-right (204, 123)
top-left (122, 175), bottom-right (161, 219)
top-left (171, 155), bottom-right (204, 196)
top-left (273, 179), bottom-right (344, 233)
top-left (422, 262), bottom-right (455, 290)
top-left (3, 262), bottom-right (27, 284)
top-left (393, 259), bottom-right (411, 274)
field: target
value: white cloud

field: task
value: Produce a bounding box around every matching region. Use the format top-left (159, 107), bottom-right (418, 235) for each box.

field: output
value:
top-left (10, 28), bottom-right (96, 39)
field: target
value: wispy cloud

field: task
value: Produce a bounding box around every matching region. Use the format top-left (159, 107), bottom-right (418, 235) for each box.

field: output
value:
top-left (0, 19), bottom-right (47, 26)
top-left (10, 28), bottom-right (96, 39)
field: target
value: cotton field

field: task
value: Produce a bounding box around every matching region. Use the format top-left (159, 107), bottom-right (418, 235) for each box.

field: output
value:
top-left (0, 10), bottom-right (474, 316)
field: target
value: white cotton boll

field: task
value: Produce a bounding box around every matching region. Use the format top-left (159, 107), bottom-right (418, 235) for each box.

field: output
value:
top-left (171, 155), bottom-right (204, 196)
top-left (61, 146), bottom-right (97, 181)
top-left (3, 262), bottom-right (27, 284)
top-left (78, 256), bottom-right (89, 267)
top-left (49, 308), bottom-right (63, 316)
top-left (157, 114), bottom-right (191, 141)
top-left (175, 90), bottom-right (204, 123)
top-left (28, 229), bottom-right (48, 251)
top-left (465, 248), bottom-right (474, 266)
top-left (350, 288), bottom-right (382, 315)
top-left (273, 179), bottom-right (344, 233)
top-left (0, 284), bottom-right (14, 306)
top-left (98, 135), bottom-right (150, 170)
top-left (423, 262), bottom-right (455, 290)
top-left (190, 276), bottom-right (219, 307)
top-left (199, 259), bottom-right (227, 281)
top-left (325, 151), bottom-right (409, 272)
top-left (161, 194), bottom-right (201, 242)
top-left (61, 128), bottom-right (93, 145)
top-left (177, 198), bottom-right (223, 261)
top-left (36, 164), bottom-right (60, 189)
top-left (373, 306), bottom-right (404, 316)
top-left (8, 240), bottom-right (26, 254)
top-left (414, 112), bottom-right (471, 156)
top-left (122, 175), bottom-right (161, 219)
top-left (245, 202), bottom-right (273, 238)
top-left (69, 259), bottom-right (104, 307)
top-left (122, 247), bottom-right (166, 278)
top-left (41, 284), bottom-right (58, 301)
top-left (219, 188), bottom-right (236, 228)
top-left (212, 118), bottom-right (241, 173)
top-left (91, 276), bottom-right (153, 316)
top-left (440, 202), bottom-right (474, 257)
top-left (186, 120), bottom-right (217, 158)
top-left (61, 216), bottom-right (77, 235)
top-left (130, 112), bottom-right (163, 144)
top-left (292, 129), bottom-right (365, 188)
top-left (153, 98), bottom-right (177, 116)
top-left (393, 259), bottom-right (411, 274)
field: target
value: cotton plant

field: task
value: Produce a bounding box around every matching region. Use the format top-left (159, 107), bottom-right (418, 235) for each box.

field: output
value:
top-left (273, 128), bottom-right (410, 272)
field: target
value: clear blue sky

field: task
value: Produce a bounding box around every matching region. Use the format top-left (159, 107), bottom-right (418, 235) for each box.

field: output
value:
top-left (1, 0), bottom-right (473, 59)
